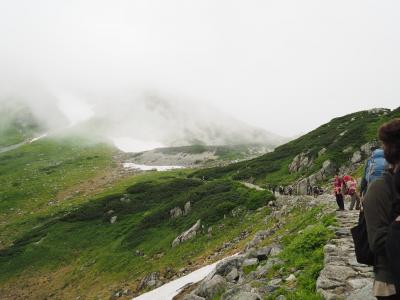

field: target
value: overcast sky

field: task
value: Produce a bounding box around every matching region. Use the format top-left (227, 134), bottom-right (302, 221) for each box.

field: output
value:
top-left (0, 0), bottom-right (399, 137)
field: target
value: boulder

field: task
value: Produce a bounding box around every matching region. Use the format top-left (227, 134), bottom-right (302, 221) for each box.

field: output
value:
top-left (183, 295), bottom-right (205, 300)
top-left (285, 274), bottom-right (296, 282)
top-left (360, 141), bottom-right (378, 156)
top-left (110, 216), bottom-right (118, 224)
top-left (288, 152), bottom-right (313, 173)
top-left (343, 146), bottom-right (353, 153)
top-left (269, 245), bottom-right (283, 257)
top-left (138, 272), bottom-right (163, 290)
top-left (246, 246), bottom-right (271, 261)
top-left (242, 258), bottom-right (258, 267)
top-left (318, 148), bottom-right (327, 157)
top-left (172, 220), bottom-right (201, 247)
top-left (170, 207), bottom-right (183, 219)
top-left (196, 275), bottom-right (227, 299)
top-left (214, 255), bottom-right (245, 277)
top-left (225, 267), bottom-right (239, 282)
top-left (184, 201), bottom-right (191, 215)
top-left (226, 291), bottom-right (261, 300)
top-left (351, 151), bottom-right (362, 164)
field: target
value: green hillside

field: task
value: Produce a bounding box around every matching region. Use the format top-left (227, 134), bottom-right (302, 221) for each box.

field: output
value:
top-left (0, 107), bottom-right (399, 299)
top-left (0, 102), bottom-right (44, 147)
top-left (191, 107), bottom-right (400, 185)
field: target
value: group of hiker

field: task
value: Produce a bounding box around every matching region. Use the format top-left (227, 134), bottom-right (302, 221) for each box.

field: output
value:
top-left (342, 119), bottom-right (400, 300)
top-left (332, 146), bottom-right (387, 212)
top-left (268, 184), bottom-right (323, 197)
top-left (332, 173), bottom-right (362, 211)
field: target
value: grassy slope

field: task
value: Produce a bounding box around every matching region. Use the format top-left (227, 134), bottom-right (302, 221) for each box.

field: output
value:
top-left (0, 136), bottom-right (118, 247)
top-left (191, 107), bottom-right (400, 186)
top-left (0, 103), bottom-right (43, 147)
top-left (262, 206), bottom-right (336, 299)
top-left (0, 174), bottom-right (273, 299)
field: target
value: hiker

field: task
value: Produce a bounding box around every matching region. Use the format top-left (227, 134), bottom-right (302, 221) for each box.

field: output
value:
top-left (306, 179), bottom-right (312, 195)
top-left (288, 185), bottom-right (293, 196)
top-left (364, 119), bottom-right (400, 299)
top-left (360, 147), bottom-right (388, 197)
top-left (272, 185), bottom-right (277, 196)
top-left (313, 185), bottom-right (320, 198)
top-left (278, 186), bottom-right (284, 195)
top-left (333, 174), bottom-right (345, 210)
top-left (343, 175), bottom-right (361, 210)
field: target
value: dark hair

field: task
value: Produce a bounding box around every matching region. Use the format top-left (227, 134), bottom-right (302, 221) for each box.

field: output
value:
top-left (379, 118), bottom-right (400, 193)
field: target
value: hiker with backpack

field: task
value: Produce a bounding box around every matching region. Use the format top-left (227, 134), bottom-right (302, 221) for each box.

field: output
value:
top-left (333, 174), bottom-right (345, 210)
top-left (343, 175), bottom-right (361, 210)
top-left (360, 147), bottom-right (388, 197)
top-left (363, 119), bottom-right (400, 299)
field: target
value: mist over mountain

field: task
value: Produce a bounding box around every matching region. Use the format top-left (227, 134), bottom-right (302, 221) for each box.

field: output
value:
top-left (0, 92), bottom-right (286, 152)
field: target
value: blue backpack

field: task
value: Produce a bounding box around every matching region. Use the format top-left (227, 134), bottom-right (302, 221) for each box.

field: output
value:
top-left (365, 149), bottom-right (388, 184)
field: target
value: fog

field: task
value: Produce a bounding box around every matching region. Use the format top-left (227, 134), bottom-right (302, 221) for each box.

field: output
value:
top-left (1, 0), bottom-right (399, 146)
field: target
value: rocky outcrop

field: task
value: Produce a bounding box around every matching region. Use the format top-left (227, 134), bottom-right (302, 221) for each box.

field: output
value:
top-left (317, 210), bottom-right (374, 300)
top-left (195, 274), bottom-right (227, 299)
top-left (178, 195), bottom-right (331, 300)
top-left (170, 201), bottom-right (191, 219)
top-left (138, 272), bottom-right (163, 290)
top-left (288, 152), bottom-right (313, 173)
top-left (351, 151), bottom-right (362, 164)
top-left (170, 207), bottom-right (183, 219)
top-left (184, 201), bottom-right (191, 215)
top-left (296, 160), bottom-right (335, 194)
top-left (172, 220), bottom-right (201, 247)
top-left (318, 148), bottom-right (327, 157)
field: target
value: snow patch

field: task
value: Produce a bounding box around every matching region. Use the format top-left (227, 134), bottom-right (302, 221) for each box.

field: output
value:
top-left (123, 163), bottom-right (183, 172)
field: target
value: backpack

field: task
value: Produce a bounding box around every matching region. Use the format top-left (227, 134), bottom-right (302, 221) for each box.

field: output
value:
top-left (365, 149), bottom-right (388, 184)
top-left (351, 211), bottom-right (375, 266)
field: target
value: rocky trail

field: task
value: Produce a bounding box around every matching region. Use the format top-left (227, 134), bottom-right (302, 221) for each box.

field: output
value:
top-left (176, 195), bottom-right (375, 300)
top-left (317, 209), bottom-right (374, 300)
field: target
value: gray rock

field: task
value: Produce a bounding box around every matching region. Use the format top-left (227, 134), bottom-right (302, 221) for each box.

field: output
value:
top-left (184, 201), bottom-right (191, 215)
top-left (269, 245), bottom-right (282, 257)
top-left (221, 285), bottom-right (252, 300)
top-left (318, 148), bottom-right (327, 157)
top-left (360, 141), bottom-right (378, 156)
top-left (138, 272), bottom-right (162, 290)
top-left (256, 247), bottom-right (271, 261)
top-left (214, 256), bottom-right (245, 277)
top-left (343, 146), bottom-right (353, 153)
top-left (285, 274), bottom-right (296, 282)
top-left (255, 264), bottom-right (271, 277)
top-left (289, 152), bottom-right (313, 173)
top-left (183, 294), bottom-right (206, 300)
top-left (268, 278), bottom-right (282, 287)
top-left (226, 267), bottom-right (239, 282)
top-left (225, 291), bottom-right (261, 300)
top-left (170, 207), bottom-right (183, 219)
top-left (172, 220), bottom-right (201, 247)
top-left (110, 216), bottom-right (118, 224)
top-left (351, 151), bottom-right (362, 164)
top-left (196, 275), bottom-right (227, 299)
top-left (243, 258), bottom-right (258, 267)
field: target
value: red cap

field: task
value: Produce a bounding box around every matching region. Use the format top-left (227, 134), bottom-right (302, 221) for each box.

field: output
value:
top-left (343, 175), bottom-right (352, 182)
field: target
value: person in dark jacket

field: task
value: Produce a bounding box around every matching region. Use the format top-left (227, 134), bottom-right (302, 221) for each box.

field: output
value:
top-left (364, 118), bottom-right (400, 299)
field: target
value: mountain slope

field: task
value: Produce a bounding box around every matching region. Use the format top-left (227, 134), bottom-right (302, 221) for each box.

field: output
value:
top-left (191, 107), bottom-right (400, 185)
top-left (77, 94), bottom-right (287, 149)
top-left (1, 106), bottom-right (399, 299)
top-left (0, 101), bottom-right (45, 147)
